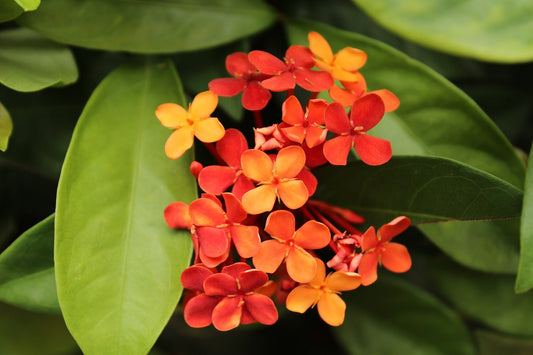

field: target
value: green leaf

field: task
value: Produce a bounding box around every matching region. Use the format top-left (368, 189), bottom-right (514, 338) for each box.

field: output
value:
top-left (336, 275), bottom-right (476, 355)
top-left (55, 58), bottom-right (196, 354)
top-left (286, 19), bottom-right (525, 188)
top-left (18, 0), bottom-right (276, 53)
top-left (313, 156), bottom-right (522, 274)
top-left (0, 101), bottom-right (12, 151)
top-left (14, 0), bottom-right (40, 11)
top-left (0, 215), bottom-right (59, 313)
top-left (0, 0), bottom-right (39, 22)
top-left (430, 258), bottom-right (533, 337)
top-left (0, 27), bottom-right (78, 92)
top-left (350, 0), bottom-right (533, 63)
top-left (516, 144), bottom-right (533, 292)
top-left (0, 302), bottom-right (78, 355)
top-left (475, 330), bottom-right (533, 355)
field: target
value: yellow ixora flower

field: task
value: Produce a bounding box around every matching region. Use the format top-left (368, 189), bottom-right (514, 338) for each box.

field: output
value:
top-left (156, 90), bottom-right (225, 159)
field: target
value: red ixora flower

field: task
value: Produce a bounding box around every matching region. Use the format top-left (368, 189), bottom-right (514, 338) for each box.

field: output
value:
top-left (280, 95), bottom-right (328, 148)
top-left (208, 52), bottom-right (272, 111)
top-left (183, 262), bottom-right (278, 331)
top-left (248, 45), bottom-right (333, 93)
top-left (323, 93), bottom-right (391, 166)
top-left (358, 216), bottom-right (412, 285)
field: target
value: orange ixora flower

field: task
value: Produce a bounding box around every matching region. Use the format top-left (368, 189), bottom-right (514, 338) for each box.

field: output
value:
top-left (240, 145), bottom-right (309, 214)
top-left (156, 90), bottom-right (225, 159)
top-left (308, 31), bottom-right (367, 82)
top-left (286, 258), bottom-right (361, 326)
top-left (253, 210), bottom-right (330, 283)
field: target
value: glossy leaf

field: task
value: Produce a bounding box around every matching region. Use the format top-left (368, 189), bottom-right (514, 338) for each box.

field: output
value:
top-left (351, 0), bottom-right (533, 63)
top-left (55, 58), bottom-right (196, 354)
top-left (0, 101), bottom-right (12, 151)
top-left (516, 144), bottom-right (533, 292)
top-left (18, 0), bottom-right (276, 53)
top-left (0, 215), bottom-right (59, 313)
top-left (313, 156), bottom-right (522, 273)
top-left (430, 258), bottom-right (533, 336)
top-left (335, 275), bottom-right (476, 355)
top-left (14, 0), bottom-right (40, 11)
top-left (286, 19), bottom-right (525, 188)
top-left (0, 0), bottom-right (39, 22)
top-left (0, 302), bottom-right (78, 355)
top-left (0, 27), bottom-right (78, 92)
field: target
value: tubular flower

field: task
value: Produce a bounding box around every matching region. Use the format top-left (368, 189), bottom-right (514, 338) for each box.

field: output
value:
top-left (249, 45), bottom-right (333, 92)
top-left (203, 263), bottom-right (278, 331)
top-left (241, 145), bottom-right (309, 214)
top-left (156, 91), bottom-right (225, 159)
top-left (286, 258), bottom-right (361, 326)
top-left (197, 128), bottom-right (255, 199)
top-left (329, 75), bottom-right (400, 111)
top-left (208, 52), bottom-right (272, 111)
top-left (188, 194), bottom-right (261, 267)
top-left (308, 31), bottom-right (367, 82)
top-left (280, 95), bottom-right (328, 148)
top-left (358, 216), bottom-right (412, 286)
top-left (323, 93), bottom-right (391, 166)
top-left (253, 210), bottom-right (330, 283)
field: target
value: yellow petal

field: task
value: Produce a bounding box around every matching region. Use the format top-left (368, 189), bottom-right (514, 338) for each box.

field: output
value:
top-left (286, 246), bottom-right (317, 283)
top-left (193, 117), bottom-right (225, 143)
top-left (286, 285), bottom-right (319, 313)
top-left (241, 149), bottom-right (273, 182)
top-left (156, 103), bottom-right (188, 128)
top-left (325, 271), bottom-right (361, 292)
top-left (317, 293), bottom-right (346, 326)
top-left (334, 47), bottom-right (367, 72)
top-left (308, 31), bottom-right (333, 63)
top-left (241, 184), bottom-right (277, 215)
top-left (189, 91), bottom-right (218, 118)
top-left (165, 127), bottom-right (194, 159)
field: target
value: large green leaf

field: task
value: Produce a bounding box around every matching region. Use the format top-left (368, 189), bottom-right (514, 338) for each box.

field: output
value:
top-left (14, 0), bottom-right (40, 11)
top-left (516, 144), bottom-right (533, 292)
top-left (351, 0), bottom-right (533, 63)
top-left (0, 101), bottom-right (12, 151)
top-left (0, 215), bottom-right (59, 313)
top-left (0, 302), bottom-right (78, 355)
top-left (430, 258), bottom-right (533, 337)
top-left (0, 0), bottom-right (39, 22)
top-left (0, 27), bottom-right (78, 92)
top-left (335, 275), bottom-right (475, 355)
top-left (55, 58), bottom-right (196, 354)
top-left (286, 19), bottom-right (525, 188)
top-left (18, 0), bottom-right (276, 53)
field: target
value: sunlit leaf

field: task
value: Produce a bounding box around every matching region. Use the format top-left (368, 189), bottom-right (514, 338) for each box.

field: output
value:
top-left (0, 215), bottom-right (59, 313)
top-left (0, 27), bottom-right (78, 92)
top-left (55, 58), bottom-right (196, 354)
top-left (351, 0), bottom-right (533, 63)
top-left (18, 0), bottom-right (276, 53)
top-left (336, 275), bottom-right (476, 355)
top-left (516, 145), bottom-right (533, 292)
top-left (430, 258), bottom-right (533, 337)
top-left (0, 302), bottom-right (78, 355)
top-left (0, 101), bottom-right (12, 151)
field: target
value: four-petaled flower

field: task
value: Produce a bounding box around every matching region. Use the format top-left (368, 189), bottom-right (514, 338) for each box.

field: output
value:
top-left (253, 210), bottom-right (330, 283)
top-left (286, 258), bottom-right (361, 326)
top-left (241, 145), bottom-right (309, 214)
top-left (358, 216), bottom-right (412, 285)
top-left (323, 93), bottom-right (391, 166)
top-left (280, 95), bottom-right (328, 148)
top-left (249, 45), bottom-right (333, 92)
top-left (208, 52), bottom-right (272, 111)
top-left (156, 90), bottom-right (225, 159)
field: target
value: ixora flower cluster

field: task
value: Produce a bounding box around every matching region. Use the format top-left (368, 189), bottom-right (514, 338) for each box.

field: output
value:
top-left (156, 31), bottom-right (412, 331)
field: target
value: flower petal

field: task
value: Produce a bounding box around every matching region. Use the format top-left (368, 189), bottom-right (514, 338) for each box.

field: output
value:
top-left (306, 99), bottom-right (328, 125)
top-left (286, 246), bottom-right (317, 283)
top-left (350, 94), bottom-right (385, 131)
top-left (232, 175), bottom-right (256, 200)
top-left (189, 90), bottom-right (218, 118)
top-left (242, 81), bottom-right (272, 111)
top-left (183, 294), bottom-right (219, 328)
top-left (360, 226), bottom-right (378, 251)
top-left (358, 252), bottom-right (379, 286)
top-left (353, 134), bottom-right (392, 166)
top-left (286, 45), bottom-right (314, 68)
top-left (212, 296), bottom-right (243, 331)
top-left (286, 285), bottom-right (319, 313)
top-left (281, 125), bottom-right (306, 144)
top-left (294, 68), bottom-right (333, 92)
top-left (249, 50), bottom-right (287, 75)
top-left (156, 103), bottom-right (188, 128)
top-left (230, 225), bottom-right (260, 258)
top-left (293, 220), bottom-right (330, 250)
top-left (282, 95), bottom-right (305, 125)
top-left (260, 72), bottom-right (295, 92)
top-left (241, 184), bottom-right (277, 215)
top-left (165, 126), bottom-right (194, 159)
top-left (370, 89), bottom-right (400, 112)
top-left (198, 166), bottom-right (237, 195)
top-left (274, 145), bottom-right (306, 178)
top-left (216, 128), bottom-right (248, 167)
top-left (226, 52), bottom-right (257, 76)
top-left (241, 149), bottom-right (273, 182)
top-left (208, 77), bottom-right (245, 97)
top-left (277, 180), bottom-right (309, 210)
top-left (193, 117), bottom-right (225, 143)
top-left (163, 201), bottom-right (191, 229)
top-left (317, 293), bottom-right (346, 326)
top-left (244, 293), bottom-right (278, 325)
top-left (264, 210), bottom-right (296, 241)
top-left (325, 271), bottom-right (361, 292)
top-left (323, 135), bottom-right (353, 166)
top-left (189, 198), bottom-right (226, 226)
top-left (221, 262), bottom-right (251, 278)
top-left (239, 269), bottom-right (268, 292)
top-left (329, 84), bottom-right (356, 108)
top-left (204, 273), bottom-right (238, 296)
top-left (305, 125), bottom-right (327, 148)
top-left (181, 265), bottom-right (214, 291)
top-left (297, 168), bottom-right (318, 196)
top-left (381, 242), bottom-right (412, 273)
top-left (222, 192), bottom-right (247, 222)
top-left (308, 31), bottom-right (333, 63)
top-left (196, 226), bottom-right (229, 258)
top-left (334, 47), bottom-right (367, 72)
top-left (379, 216), bottom-right (411, 243)
top-left (253, 239), bottom-right (288, 274)
top-left (325, 102), bottom-right (351, 134)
